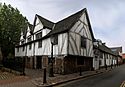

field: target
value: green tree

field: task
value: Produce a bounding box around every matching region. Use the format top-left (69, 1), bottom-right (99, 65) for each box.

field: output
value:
top-left (0, 3), bottom-right (28, 59)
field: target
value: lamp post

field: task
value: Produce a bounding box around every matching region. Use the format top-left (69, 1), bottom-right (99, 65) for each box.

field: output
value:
top-left (49, 36), bottom-right (54, 77)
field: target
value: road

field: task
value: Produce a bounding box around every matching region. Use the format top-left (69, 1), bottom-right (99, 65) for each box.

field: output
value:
top-left (60, 64), bottom-right (125, 87)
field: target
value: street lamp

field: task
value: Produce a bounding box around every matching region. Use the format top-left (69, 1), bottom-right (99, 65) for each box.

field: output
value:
top-left (49, 36), bottom-right (54, 77)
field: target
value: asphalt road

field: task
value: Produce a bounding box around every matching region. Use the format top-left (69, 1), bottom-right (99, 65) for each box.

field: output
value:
top-left (60, 64), bottom-right (125, 87)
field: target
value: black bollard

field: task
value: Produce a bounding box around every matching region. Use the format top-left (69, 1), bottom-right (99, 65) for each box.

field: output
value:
top-left (43, 68), bottom-right (47, 84)
top-left (79, 67), bottom-right (82, 76)
top-left (111, 64), bottom-right (112, 69)
top-left (105, 64), bottom-right (107, 70)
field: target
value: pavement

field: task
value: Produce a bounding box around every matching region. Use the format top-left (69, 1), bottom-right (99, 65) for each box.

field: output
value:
top-left (0, 70), bottom-right (35, 87)
top-left (32, 67), bottom-right (112, 87)
top-left (0, 66), bottom-right (115, 87)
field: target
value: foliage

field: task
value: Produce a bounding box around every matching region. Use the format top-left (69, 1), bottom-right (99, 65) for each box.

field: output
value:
top-left (0, 3), bottom-right (28, 58)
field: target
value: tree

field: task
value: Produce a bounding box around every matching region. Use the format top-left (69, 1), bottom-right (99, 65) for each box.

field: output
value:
top-left (0, 3), bottom-right (28, 59)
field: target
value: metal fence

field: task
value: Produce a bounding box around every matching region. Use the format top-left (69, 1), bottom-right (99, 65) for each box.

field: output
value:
top-left (2, 58), bottom-right (25, 73)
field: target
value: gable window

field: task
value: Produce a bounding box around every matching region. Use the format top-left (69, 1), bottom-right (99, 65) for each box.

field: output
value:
top-left (81, 36), bottom-right (86, 48)
top-left (21, 40), bottom-right (25, 45)
top-left (22, 46), bottom-right (25, 51)
top-left (38, 40), bottom-right (42, 48)
top-left (100, 52), bottom-right (103, 58)
top-left (27, 37), bottom-right (31, 42)
top-left (36, 32), bottom-right (42, 40)
top-left (17, 48), bottom-right (19, 52)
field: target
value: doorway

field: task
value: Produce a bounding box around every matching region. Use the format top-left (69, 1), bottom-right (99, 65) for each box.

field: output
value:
top-left (36, 56), bottom-right (42, 69)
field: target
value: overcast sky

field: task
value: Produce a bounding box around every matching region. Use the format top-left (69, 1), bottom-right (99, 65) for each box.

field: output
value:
top-left (1, 0), bottom-right (125, 52)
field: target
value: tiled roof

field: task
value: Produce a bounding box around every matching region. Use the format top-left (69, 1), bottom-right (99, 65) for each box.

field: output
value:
top-left (44, 8), bottom-right (94, 40)
top-left (16, 8), bottom-right (95, 47)
top-left (110, 47), bottom-right (122, 53)
top-left (28, 23), bottom-right (33, 30)
top-left (36, 14), bottom-right (54, 29)
top-left (99, 45), bottom-right (117, 56)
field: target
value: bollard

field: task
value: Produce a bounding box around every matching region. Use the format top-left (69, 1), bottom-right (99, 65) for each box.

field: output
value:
top-left (43, 68), bottom-right (47, 84)
top-left (105, 64), bottom-right (107, 70)
top-left (79, 67), bottom-right (82, 76)
top-left (111, 64), bottom-right (112, 69)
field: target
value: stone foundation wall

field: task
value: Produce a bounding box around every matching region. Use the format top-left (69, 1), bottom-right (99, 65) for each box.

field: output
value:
top-left (63, 57), bottom-right (77, 74)
top-left (54, 57), bottom-right (64, 74)
top-left (42, 56), bottom-right (48, 68)
top-left (25, 57), bottom-right (33, 69)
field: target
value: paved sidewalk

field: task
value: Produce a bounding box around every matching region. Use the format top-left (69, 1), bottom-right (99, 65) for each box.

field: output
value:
top-left (32, 67), bottom-right (112, 87)
top-left (0, 71), bottom-right (35, 87)
top-left (0, 71), bottom-right (15, 80)
top-left (0, 80), bottom-right (36, 87)
top-left (0, 67), bottom-right (114, 87)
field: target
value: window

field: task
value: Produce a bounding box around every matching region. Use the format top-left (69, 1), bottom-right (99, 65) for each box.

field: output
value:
top-left (77, 58), bottom-right (84, 65)
top-left (106, 54), bottom-right (108, 59)
top-left (21, 40), bottom-right (25, 45)
top-left (53, 35), bottom-right (58, 45)
top-left (81, 36), bottom-right (86, 48)
top-left (38, 40), bottom-right (42, 48)
top-left (29, 44), bottom-right (32, 50)
top-left (27, 37), bottom-right (31, 42)
top-left (22, 46), bottom-right (25, 51)
top-left (17, 48), bottom-right (19, 52)
top-left (100, 52), bottom-right (103, 58)
top-left (36, 32), bottom-right (42, 40)
top-left (99, 60), bottom-right (102, 65)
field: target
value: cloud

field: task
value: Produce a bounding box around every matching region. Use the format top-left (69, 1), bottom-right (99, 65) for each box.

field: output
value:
top-left (1, 0), bottom-right (125, 52)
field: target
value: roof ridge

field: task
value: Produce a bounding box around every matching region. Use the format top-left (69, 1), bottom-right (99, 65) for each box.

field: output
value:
top-left (56, 8), bottom-right (86, 24)
top-left (36, 14), bottom-right (55, 24)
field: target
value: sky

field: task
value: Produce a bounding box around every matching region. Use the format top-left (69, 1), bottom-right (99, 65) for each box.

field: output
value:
top-left (1, 0), bottom-right (125, 52)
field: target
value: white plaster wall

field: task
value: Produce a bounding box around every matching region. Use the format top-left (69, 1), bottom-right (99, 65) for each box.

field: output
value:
top-left (35, 33), bottom-right (68, 56)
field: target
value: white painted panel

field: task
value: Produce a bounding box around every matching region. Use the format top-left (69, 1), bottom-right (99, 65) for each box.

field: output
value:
top-left (69, 32), bottom-right (81, 55)
top-left (70, 21), bottom-right (81, 32)
top-left (33, 17), bottom-right (43, 33)
top-left (75, 34), bottom-right (80, 55)
top-left (80, 13), bottom-right (85, 22)
top-left (26, 27), bottom-right (31, 37)
top-left (26, 43), bottom-right (34, 56)
top-left (81, 49), bottom-right (83, 55)
top-left (35, 33), bottom-right (68, 56)
top-left (93, 58), bottom-right (99, 70)
top-left (15, 46), bottom-right (26, 57)
top-left (42, 29), bottom-right (51, 37)
top-left (75, 22), bottom-right (83, 33)
top-left (58, 33), bottom-right (68, 55)
top-left (53, 45), bottom-right (58, 56)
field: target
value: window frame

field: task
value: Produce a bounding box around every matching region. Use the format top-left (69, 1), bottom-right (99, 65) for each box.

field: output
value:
top-left (81, 36), bottom-right (86, 48)
top-left (17, 48), bottom-right (19, 52)
top-left (27, 36), bottom-right (31, 42)
top-left (36, 32), bottom-right (42, 40)
top-left (38, 40), bottom-right (42, 48)
top-left (22, 46), bottom-right (25, 51)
